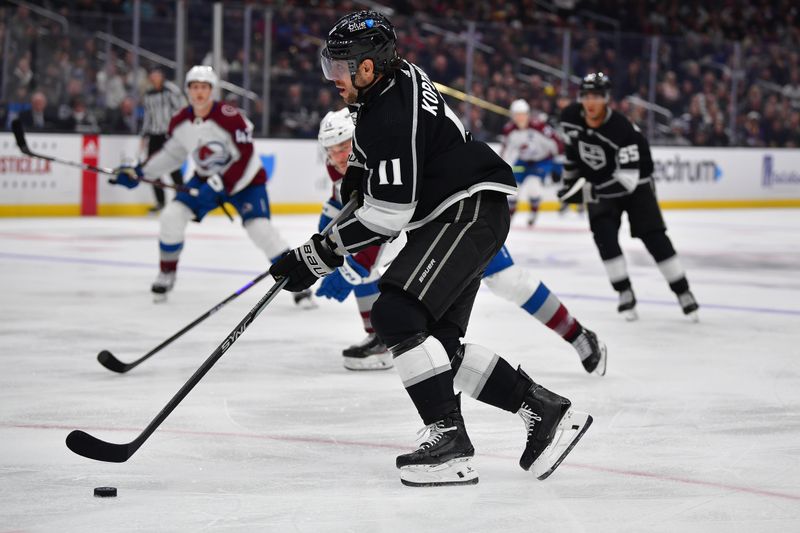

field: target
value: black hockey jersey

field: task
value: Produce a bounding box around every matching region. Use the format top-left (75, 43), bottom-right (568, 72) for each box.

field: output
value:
top-left (330, 60), bottom-right (516, 255)
top-left (559, 102), bottom-right (653, 199)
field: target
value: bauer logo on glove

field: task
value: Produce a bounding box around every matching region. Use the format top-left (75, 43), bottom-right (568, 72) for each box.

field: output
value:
top-left (271, 234), bottom-right (344, 292)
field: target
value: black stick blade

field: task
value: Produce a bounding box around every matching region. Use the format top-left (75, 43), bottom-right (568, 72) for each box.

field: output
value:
top-left (11, 119), bottom-right (30, 154)
top-left (97, 350), bottom-right (131, 373)
top-left (66, 430), bottom-right (133, 463)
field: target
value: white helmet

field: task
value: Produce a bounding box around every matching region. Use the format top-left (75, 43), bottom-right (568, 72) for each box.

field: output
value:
top-left (185, 65), bottom-right (219, 92)
top-left (318, 108), bottom-right (354, 148)
top-left (510, 99), bottom-right (530, 115)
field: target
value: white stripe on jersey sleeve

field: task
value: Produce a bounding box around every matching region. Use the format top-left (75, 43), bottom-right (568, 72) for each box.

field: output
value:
top-left (613, 169), bottom-right (639, 191)
top-left (353, 195), bottom-right (417, 237)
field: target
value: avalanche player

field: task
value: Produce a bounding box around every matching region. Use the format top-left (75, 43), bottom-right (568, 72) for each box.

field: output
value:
top-left (314, 108), bottom-right (392, 370)
top-left (313, 112), bottom-right (607, 377)
top-left (114, 66), bottom-right (312, 306)
top-left (500, 99), bottom-right (563, 227)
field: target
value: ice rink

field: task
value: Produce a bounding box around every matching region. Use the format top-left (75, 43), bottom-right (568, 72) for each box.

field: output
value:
top-left (1, 208), bottom-right (799, 532)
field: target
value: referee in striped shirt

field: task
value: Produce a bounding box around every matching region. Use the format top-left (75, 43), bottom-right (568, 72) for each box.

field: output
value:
top-left (142, 68), bottom-right (186, 211)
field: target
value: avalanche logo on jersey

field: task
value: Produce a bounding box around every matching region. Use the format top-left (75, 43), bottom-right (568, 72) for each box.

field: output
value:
top-left (192, 141), bottom-right (232, 176)
top-left (578, 140), bottom-right (607, 171)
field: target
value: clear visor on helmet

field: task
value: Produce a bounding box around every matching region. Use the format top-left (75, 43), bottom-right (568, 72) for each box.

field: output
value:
top-left (321, 48), bottom-right (351, 81)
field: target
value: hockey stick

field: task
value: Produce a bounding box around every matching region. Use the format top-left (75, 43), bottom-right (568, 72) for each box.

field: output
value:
top-left (11, 118), bottom-right (199, 197)
top-left (66, 198), bottom-right (358, 463)
top-left (97, 270), bottom-right (271, 373)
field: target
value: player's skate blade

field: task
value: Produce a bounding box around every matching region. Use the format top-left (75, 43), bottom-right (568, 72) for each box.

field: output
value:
top-left (342, 334), bottom-right (393, 370)
top-left (293, 289), bottom-right (317, 309)
top-left (529, 410), bottom-right (592, 480)
top-left (678, 291), bottom-right (699, 322)
top-left (343, 352), bottom-right (393, 370)
top-left (621, 308), bottom-right (638, 321)
top-left (617, 289), bottom-right (637, 321)
top-left (399, 457), bottom-right (478, 487)
top-left (152, 291), bottom-right (168, 303)
top-left (575, 329), bottom-right (607, 376)
top-left (151, 271), bottom-right (175, 303)
top-left (587, 341), bottom-right (607, 376)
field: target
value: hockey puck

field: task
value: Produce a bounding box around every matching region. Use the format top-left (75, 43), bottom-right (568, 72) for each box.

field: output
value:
top-left (93, 486), bottom-right (117, 498)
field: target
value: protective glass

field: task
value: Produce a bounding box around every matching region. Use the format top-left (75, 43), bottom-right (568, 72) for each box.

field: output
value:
top-left (321, 48), bottom-right (351, 81)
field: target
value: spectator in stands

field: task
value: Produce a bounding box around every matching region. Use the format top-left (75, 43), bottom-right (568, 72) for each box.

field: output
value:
top-left (10, 54), bottom-right (34, 97)
top-left (664, 118), bottom-right (692, 146)
top-left (62, 96), bottom-right (100, 134)
top-left (707, 118), bottom-right (730, 146)
top-left (741, 111), bottom-right (764, 147)
top-left (2, 0), bottom-right (798, 148)
top-left (97, 62), bottom-right (127, 111)
top-left (784, 68), bottom-right (800, 110)
top-left (277, 82), bottom-right (318, 138)
top-left (104, 96), bottom-right (138, 134)
top-left (18, 91), bottom-right (58, 131)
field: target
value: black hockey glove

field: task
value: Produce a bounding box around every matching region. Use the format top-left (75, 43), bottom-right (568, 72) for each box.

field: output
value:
top-left (339, 165), bottom-right (365, 206)
top-left (550, 165), bottom-right (563, 184)
top-left (269, 234), bottom-right (344, 292)
top-left (557, 177), bottom-right (597, 204)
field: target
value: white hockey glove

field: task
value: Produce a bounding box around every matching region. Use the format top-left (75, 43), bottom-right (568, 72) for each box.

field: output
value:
top-left (557, 177), bottom-right (597, 204)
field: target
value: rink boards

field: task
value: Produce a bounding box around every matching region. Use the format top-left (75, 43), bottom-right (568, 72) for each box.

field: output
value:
top-left (1, 133), bottom-right (799, 216)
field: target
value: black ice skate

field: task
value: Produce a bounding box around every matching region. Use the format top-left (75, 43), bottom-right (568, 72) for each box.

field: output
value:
top-left (151, 271), bottom-right (176, 303)
top-left (342, 333), bottom-right (393, 371)
top-left (518, 383), bottom-right (592, 480)
top-left (617, 288), bottom-right (638, 321)
top-left (292, 289), bottom-right (317, 309)
top-left (571, 327), bottom-right (607, 376)
top-left (396, 402), bottom-right (478, 487)
top-left (678, 291), bottom-right (699, 322)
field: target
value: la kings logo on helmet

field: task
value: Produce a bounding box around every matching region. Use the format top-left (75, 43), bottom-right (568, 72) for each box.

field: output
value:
top-left (578, 141), bottom-right (607, 171)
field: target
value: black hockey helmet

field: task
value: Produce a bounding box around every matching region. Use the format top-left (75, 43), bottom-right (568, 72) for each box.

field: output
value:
top-left (580, 72), bottom-right (611, 98)
top-left (321, 10), bottom-right (399, 82)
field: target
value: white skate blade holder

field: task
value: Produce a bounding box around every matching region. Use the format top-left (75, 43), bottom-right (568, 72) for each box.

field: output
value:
top-left (622, 308), bottom-right (638, 322)
top-left (686, 310), bottom-right (699, 323)
top-left (592, 342), bottom-right (608, 376)
top-left (343, 352), bottom-right (394, 371)
top-left (152, 292), bottom-right (168, 304)
top-left (530, 409), bottom-right (593, 480)
top-left (400, 457), bottom-right (479, 487)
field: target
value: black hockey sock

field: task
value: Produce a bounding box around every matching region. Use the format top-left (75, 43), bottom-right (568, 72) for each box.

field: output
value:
top-left (612, 278), bottom-right (632, 292)
top-left (406, 373), bottom-right (459, 425)
top-left (478, 359), bottom-right (531, 412)
top-left (452, 344), bottom-right (533, 413)
top-left (669, 277), bottom-right (690, 295)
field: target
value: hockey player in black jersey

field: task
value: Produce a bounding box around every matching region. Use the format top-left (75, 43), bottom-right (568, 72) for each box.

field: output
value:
top-left (270, 10), bottom-right (593, 486)
top-left (558, 73), bottom-right (699, 321)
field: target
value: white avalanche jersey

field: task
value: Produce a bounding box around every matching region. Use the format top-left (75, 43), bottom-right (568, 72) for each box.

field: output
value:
top-left (143, 102), bottom-right (266, 194)
top-left (500, 118), bottom-right (562, 165)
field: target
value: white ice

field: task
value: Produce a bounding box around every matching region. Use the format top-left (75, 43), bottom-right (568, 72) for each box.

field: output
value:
top-left (1, 208), bottom-right (799, 533)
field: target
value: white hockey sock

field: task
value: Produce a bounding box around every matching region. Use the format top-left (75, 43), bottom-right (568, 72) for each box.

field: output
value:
top-left (453, 344), bottom-right (498, 399)
top-left (603, 255), bottom-right (629, 285)
top-left (158, 201), bottom-right (193, 262)
top-left (656, 255), bottom-right (686, 284)
top-left (394, 336), bottom-right (452, 390)
top-left (244, 217), bottom-right (290, 263)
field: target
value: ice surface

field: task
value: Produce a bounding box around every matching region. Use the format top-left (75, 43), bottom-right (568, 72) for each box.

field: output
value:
top-left (1, 209), bottom-right (799, 532)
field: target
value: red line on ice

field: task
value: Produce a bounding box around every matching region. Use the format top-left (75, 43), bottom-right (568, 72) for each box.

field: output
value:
top-left (5, 421), bottom-right (799, 502)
